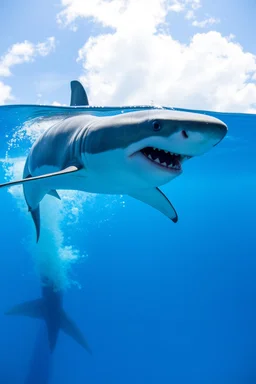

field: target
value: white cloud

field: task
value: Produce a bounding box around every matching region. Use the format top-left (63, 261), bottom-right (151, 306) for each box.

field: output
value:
top-left (58, 0), bottom-right (168, 36)
top-left (57, 0), bottom-right (256, 113)
top-left (168, 1), bottom-right (185, 12)
top-left (57, 0), bottom-right (127, 29)
top-left (78, 30), bottom-right (256, 113)
top-left (192, 17), bottom-right (220, 28)
top-left (0, 81), bottom-right (13, 104)
top-left (36, 37), bottom-right (56, 56)
top-left (167, 1), bottom-right (217, 28)
top-left (57, 0), bottom-right (205, 28)
top-left (168, 0), bottom-right (201, 13)
top-left (185, 10), bottom-right (196, 19)
top-left (0, 37), bottom-right (56, 77)
top-left (52, 101), bottom-right (67, 106)
top-left (190, 0), bottom-right (201, 10)
top-left (0, 37), bottom-right (55, 105)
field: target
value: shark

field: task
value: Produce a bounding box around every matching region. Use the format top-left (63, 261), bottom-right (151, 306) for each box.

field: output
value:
top-left (4, 83), bottom-right (93, 356)
top-left (5, 277), bottom-right (92, 354)
top-left (0, 80), bottom-right (228, 242)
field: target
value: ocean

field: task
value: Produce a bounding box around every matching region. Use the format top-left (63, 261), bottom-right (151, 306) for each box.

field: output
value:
top-left (0, 105), bottom-right (255, 383)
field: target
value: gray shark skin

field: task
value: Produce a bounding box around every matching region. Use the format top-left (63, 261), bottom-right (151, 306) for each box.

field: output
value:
top-left (70, 80), bottom-right (89, 106)
top-left (5, 278), bottom-right (91, 354)
top-left (0, 80), bottom-right (228, 241)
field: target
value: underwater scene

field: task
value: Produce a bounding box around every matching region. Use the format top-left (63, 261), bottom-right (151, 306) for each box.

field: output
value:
top-left (0, 97), bottom-right (255, 384)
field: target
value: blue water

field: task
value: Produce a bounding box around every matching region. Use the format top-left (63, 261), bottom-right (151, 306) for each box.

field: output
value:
top-left (0, 105), bottom-right (255, 383)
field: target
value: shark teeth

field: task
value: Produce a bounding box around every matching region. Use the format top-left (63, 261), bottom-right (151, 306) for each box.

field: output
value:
top-left (141, 147), bottom-right (187, 171)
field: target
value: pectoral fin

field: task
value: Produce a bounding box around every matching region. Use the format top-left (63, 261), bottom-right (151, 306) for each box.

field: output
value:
top-left (47, 189), bottom-right (61, 200)
top-left (0, 165), bottom-right (81, 189)
top-left (128, 187), bottom-right (178, 223)
top-left (29, 206), bottom-right (41, 243)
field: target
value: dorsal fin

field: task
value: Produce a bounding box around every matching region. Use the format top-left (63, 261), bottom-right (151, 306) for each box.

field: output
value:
top-left (70, 80), bottom-right (89, 106)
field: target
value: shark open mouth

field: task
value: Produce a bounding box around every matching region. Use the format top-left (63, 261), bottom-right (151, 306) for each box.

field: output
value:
top-left (140, 147), bottom-right (187, 171)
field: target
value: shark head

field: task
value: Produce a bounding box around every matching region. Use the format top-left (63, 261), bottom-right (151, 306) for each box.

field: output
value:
top-left (84, 108), bottom-right (227, 191)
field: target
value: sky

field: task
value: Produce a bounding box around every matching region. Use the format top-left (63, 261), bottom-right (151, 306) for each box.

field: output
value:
top-left (0, 0), bottom-right (256, 112)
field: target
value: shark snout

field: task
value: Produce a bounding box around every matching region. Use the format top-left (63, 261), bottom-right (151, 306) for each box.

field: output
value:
top-left (171, 117), bottom-right (228, 156)
top-left (211, 122), bottom-right (228, 146)
top-left (181, 121), bottom-right (227, 143)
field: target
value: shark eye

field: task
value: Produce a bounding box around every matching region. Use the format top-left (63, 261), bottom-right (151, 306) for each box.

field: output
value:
top-left (152, 120), bottom-right (161, 131)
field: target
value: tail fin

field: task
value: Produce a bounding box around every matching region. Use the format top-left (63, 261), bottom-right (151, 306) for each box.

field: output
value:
top-left (5, 299), bottom-right (44, 318)
top-left (70, 80), bottom-right (89, 106)
top-left (61, 310), bottom-right (92, 354)
top-left (5, 299), bottom-right (91, 354)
